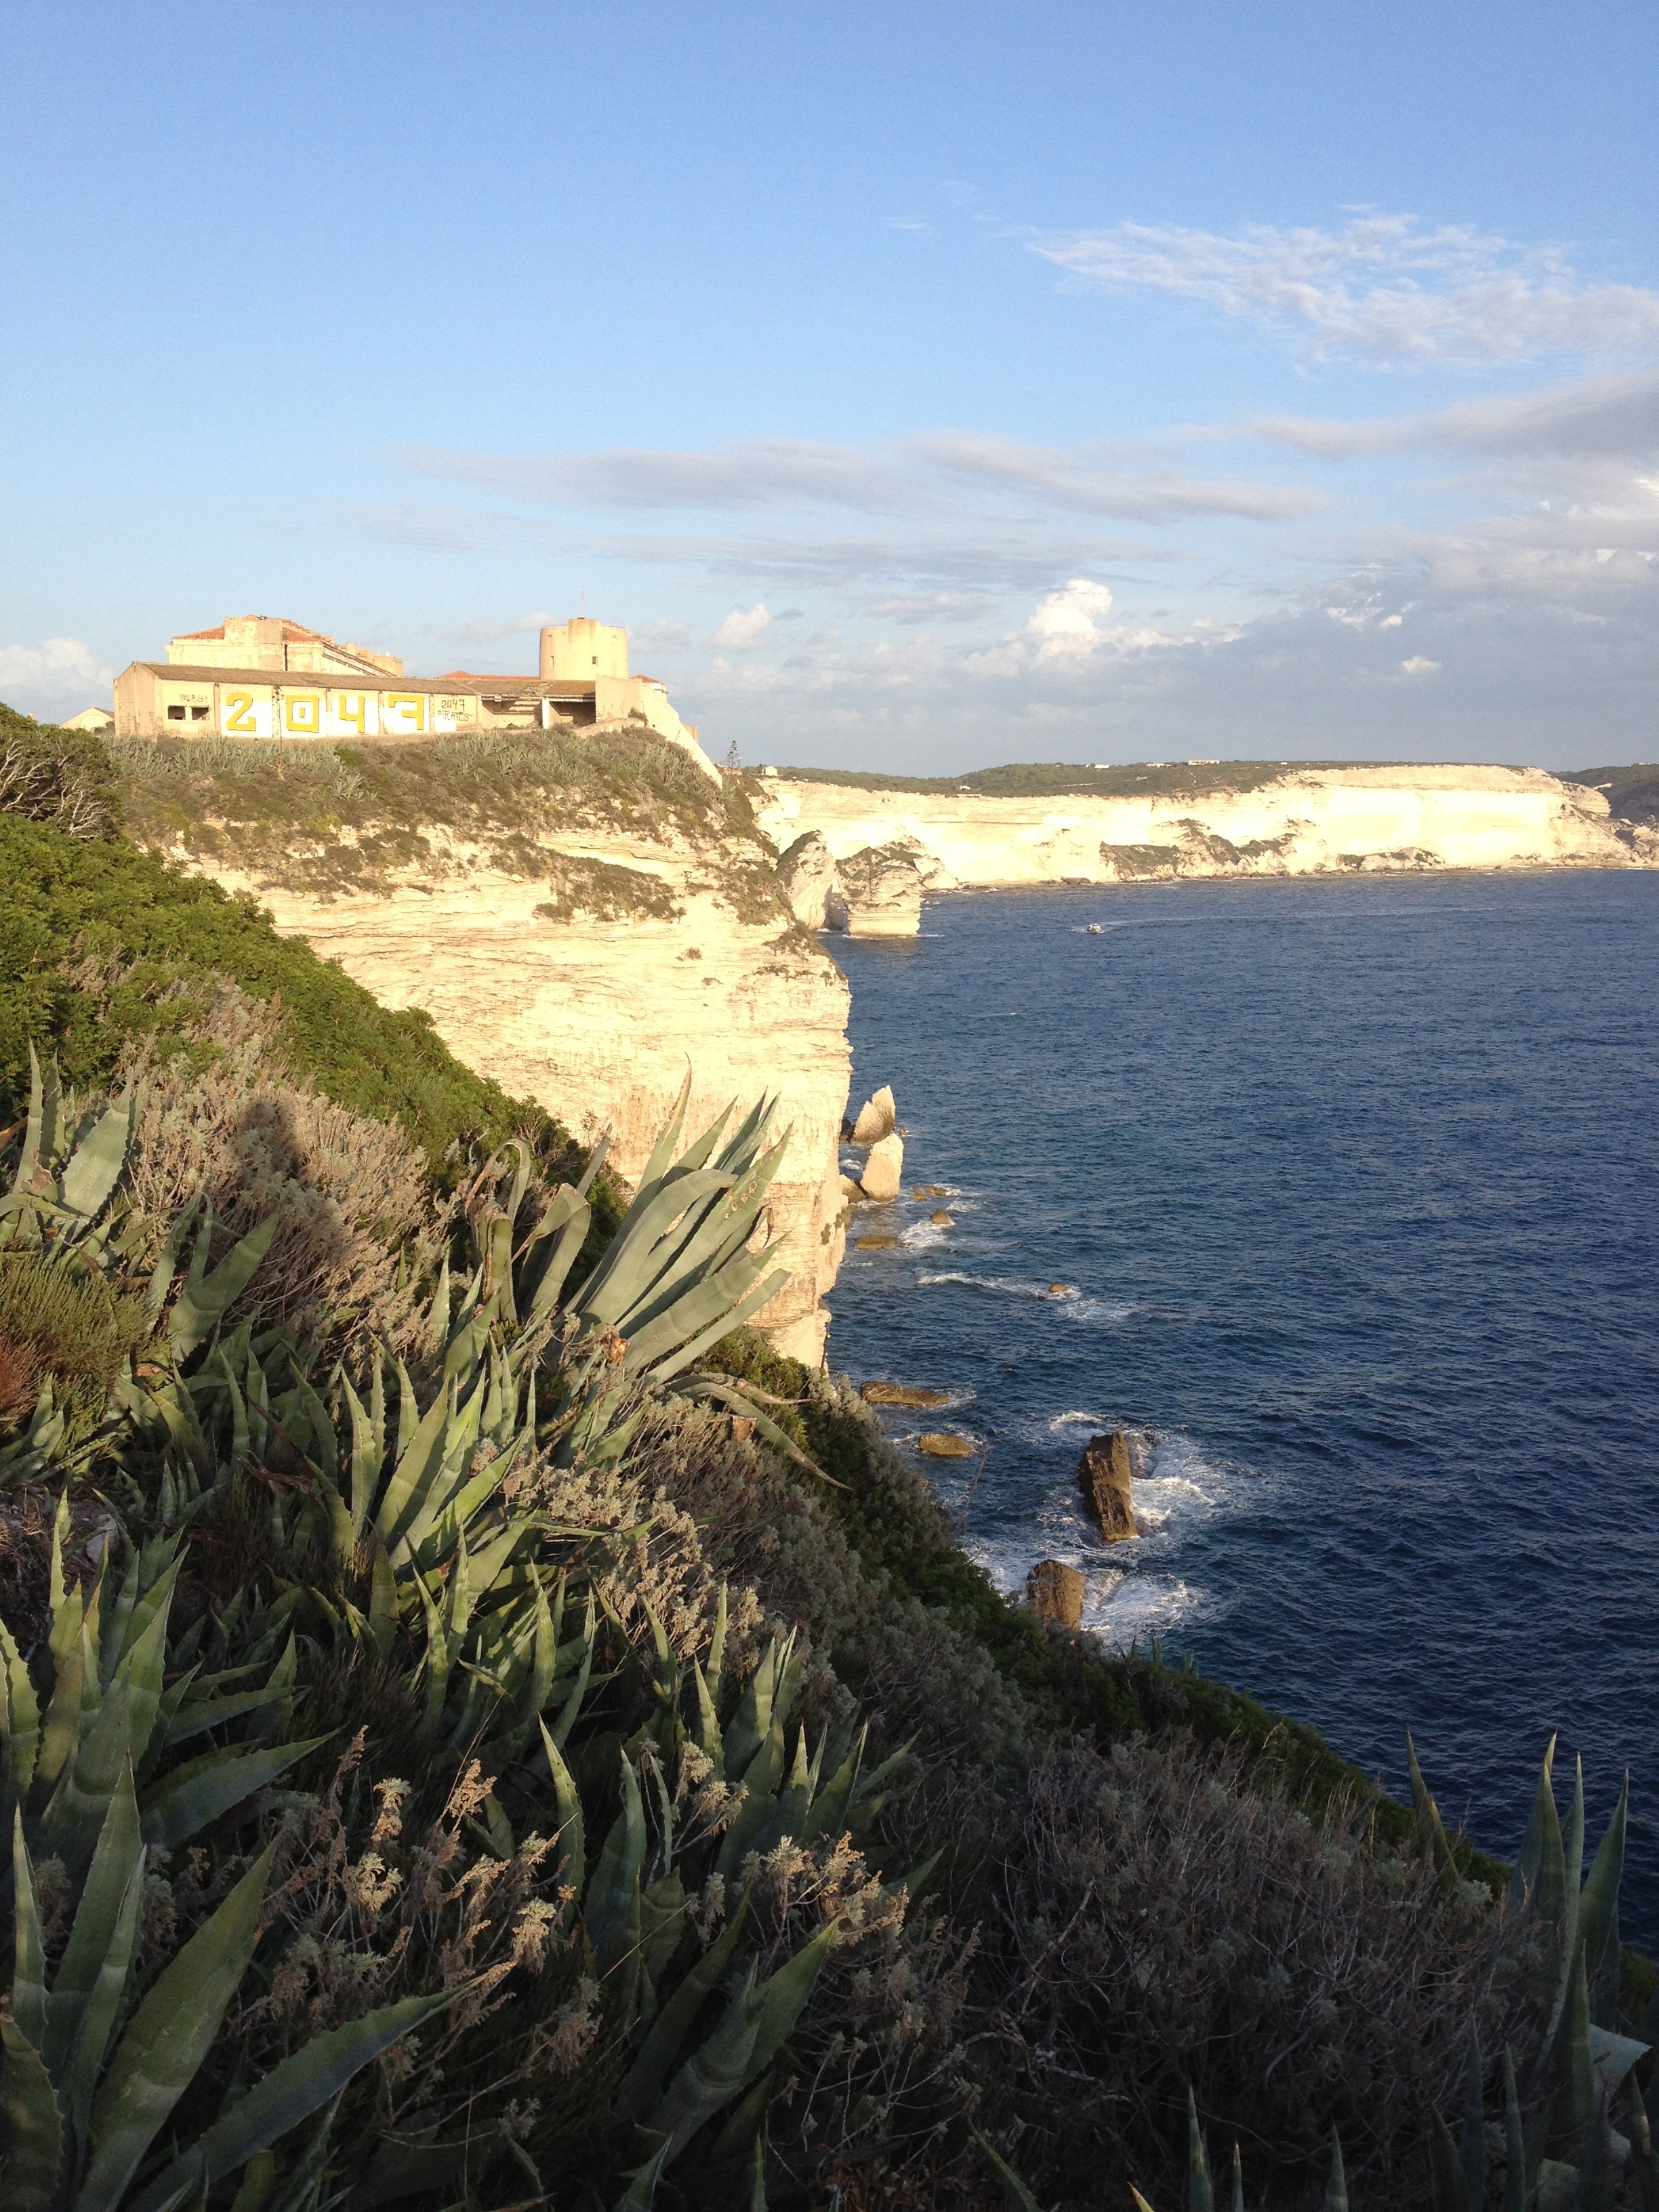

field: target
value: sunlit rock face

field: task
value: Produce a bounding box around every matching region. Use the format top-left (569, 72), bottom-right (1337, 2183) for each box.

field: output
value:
top-left (165, 821), bottom-right (853, 1364)
top-left (757, 764), bottom-right (1649, 889)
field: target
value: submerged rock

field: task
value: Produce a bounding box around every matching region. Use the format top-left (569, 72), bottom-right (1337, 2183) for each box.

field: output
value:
top-left (1027, 1559), bottom-right (1085, 1629)
top-left (1078, 1431), bottom-right (1136, 1541)
top-left (855, 1233), bottom-right (899, 1250)
top-left (917, 1431), bottom-right (975, 1459)
top-left (861, 1381), bottom-right (951, 1408)
top-left (930, 1208), bottom-right (954, 1226)
top-left (859, 1131), bottom-right (904, 1202)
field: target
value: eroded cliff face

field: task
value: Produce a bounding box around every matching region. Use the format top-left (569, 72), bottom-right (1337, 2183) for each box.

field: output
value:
top-left (756, 764), bottom-right (1654, 897)
top-left (159, 817), bottom-right (852, 1362)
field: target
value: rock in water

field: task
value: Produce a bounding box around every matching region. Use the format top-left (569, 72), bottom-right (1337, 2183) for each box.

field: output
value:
top-left (774, 830), bottom-right (838, 928)
top-left (850, 1084), bottom-right (897, 1143)
top-left (1078, 1431), bottom-right (1137, 1540)
top-left (1027, 1559), bottom-right (1085, 1629)
top-left (859, 1131), bottom-right (904, 1202)
top-left (917, 1431), bottom-right (975, 1458)
top-left (855, 1233), bottom-right (898, 1250)
top-left (861, 1381), bottom-right (951, 1407)
top-left (930, 1208), bottom-right (954, 1226)
top-left (829, 844), bottom-right (924, 937)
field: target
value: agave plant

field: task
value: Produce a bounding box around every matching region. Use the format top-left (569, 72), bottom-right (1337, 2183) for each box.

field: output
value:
top-left (976, 2096), bottom-right (1353, 2212)
top-left (2, 1768), bottom-right (453, 2212)
top-left (0, 1495), bottom-right (323, 1877)
top-left (1412, 1736), bottom-right (1656, 2212)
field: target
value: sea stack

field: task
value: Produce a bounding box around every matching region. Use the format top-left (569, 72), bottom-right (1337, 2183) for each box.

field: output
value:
top-left (1078, 1431), bottom-right (1137, 1541)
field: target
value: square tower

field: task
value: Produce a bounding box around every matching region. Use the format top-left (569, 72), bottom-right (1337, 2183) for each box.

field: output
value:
top-left (540, 616), bottom-right (629, 681)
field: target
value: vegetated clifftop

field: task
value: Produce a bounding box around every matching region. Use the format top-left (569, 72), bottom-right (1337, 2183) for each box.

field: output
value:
top-left (756, 758), bottom-right (1657, 890)
top-left (115, 729), bottom-right (852, 1361)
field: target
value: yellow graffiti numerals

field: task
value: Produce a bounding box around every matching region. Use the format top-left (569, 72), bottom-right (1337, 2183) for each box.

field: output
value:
top-left (225, 692), bottom-right (258, 733)
top-left (385, 694), bottom-right (426, 734)
top-left (285, 694), bottom-right (322, 735)
top-left (334, 694), bottom-right (366, 735)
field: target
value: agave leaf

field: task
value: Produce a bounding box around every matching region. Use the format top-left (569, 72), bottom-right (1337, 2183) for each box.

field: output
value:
top-left (58, 1092), bottom-right (136, 1224)
top-left (1186, 2085), bottom-right (1213, 2212)
top-left (79, 1846), bottom-right (274, 2212)
top-left (539, 1719), bottom-right (586, 1904)
top-left (140, 1735), bottom-right (329, 1851)
top-left (1322, 2133), bottom-right (1348, 2212)
top-left (0, 2015), bottom-right (66, 2212)
top-left (1501, 2045), bottom-right (1528, 2212)
top-left (573, 1166), bottom-right (747, 1331)
top-left (617, 1891), bottom-right (754, 2122)
top-left (586, 1750), bottom-right (648, 1979)
top-left (0, 1610), bottom-right (43, 1796)
top-left (1431, 2110), bottom-right (1470, 2212)
top-left (11, 1807), bottom-right (49, 2047)
top-left (1407, 1732), bottom-right (1457, 1879)
top-left (648, 1920), bottom-right (835, 2161)
top-left (124, 1989), bottom-right (459, 2212)
top-left (373, 1377), bottom-right (457, 1558)
top-left (1545, 1944), bottom-right (1596, 2163)
top-left (620, 1256), bottom-right (787, 1378)
top-left (58, 1848), bottom-right (145, 2157)
top-left (524, 1185), bottom-right (592, 1324)
top-left (43, 1761), bottom-right (144, 2074)
top-left (611, 2139), bottom-right (670, 2212)
top-left (1578, 1777), bottom-right (1626, 2028)
top-left (169, 1212), bottom-right (279, 1358)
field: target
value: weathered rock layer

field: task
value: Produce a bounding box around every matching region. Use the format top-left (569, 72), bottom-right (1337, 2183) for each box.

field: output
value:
top-left (757, 764), bottom-right (1654, 890)
top-left (163, 821), bottom-right (853, 1361)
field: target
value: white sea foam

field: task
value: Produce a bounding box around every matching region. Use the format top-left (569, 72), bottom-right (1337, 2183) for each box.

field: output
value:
top-left (917, 1272), bottom-right (1134, 1324)
top-left (900, 1219), bottom-right (951, 1249)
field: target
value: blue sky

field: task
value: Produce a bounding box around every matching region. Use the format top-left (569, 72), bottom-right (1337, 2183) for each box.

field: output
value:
top-left (3, 0), bottom-right (1656, 769)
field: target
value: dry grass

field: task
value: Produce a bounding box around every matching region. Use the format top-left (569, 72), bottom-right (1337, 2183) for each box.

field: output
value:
top-left (115, 978), bottom-right (445, 1354)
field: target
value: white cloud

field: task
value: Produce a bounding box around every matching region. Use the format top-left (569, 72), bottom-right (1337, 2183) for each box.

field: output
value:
top-left (1026, 577), bottom-right (1119, 655)
top-left (712, 601), bottom-right (775, 651)
top-left (630, 618), bottom-right (693, 657)
top-left (1032, 216), bottom-right (1659, 366)
top-left (1254, 369), bottom-right (1659, 458)
top-left (1400, 656), bottom-right (1440, 674)
top-left (0, 636), bottom-right (115, 721)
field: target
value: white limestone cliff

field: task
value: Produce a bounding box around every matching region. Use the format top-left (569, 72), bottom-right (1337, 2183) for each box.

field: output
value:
top-left (756, 764), bottom-right (1651, 897)
top-left (162, 823), bottom-right (853, 1363)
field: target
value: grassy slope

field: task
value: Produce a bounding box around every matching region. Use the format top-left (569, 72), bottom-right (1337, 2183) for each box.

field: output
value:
top-left (112, 727), bottom-right (778, 901)
top-left (763, 758), bottom-right (1392, 802)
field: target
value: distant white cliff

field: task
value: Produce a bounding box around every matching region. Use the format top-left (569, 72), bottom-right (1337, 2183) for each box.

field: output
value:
top-left (756, 764), bottom-right (1654, 927)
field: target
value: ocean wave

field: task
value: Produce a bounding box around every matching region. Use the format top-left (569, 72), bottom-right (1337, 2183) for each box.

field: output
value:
top-left (917, 1272), bottom-right (1134, 1324)
top-left (900, 1220), bottom-right (952, 1248)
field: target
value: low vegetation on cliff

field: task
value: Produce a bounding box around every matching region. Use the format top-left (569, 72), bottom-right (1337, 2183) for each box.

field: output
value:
top-left (2, 710), bottom-right (1656, 2212)
top-left (760, 760), bottom-right (1351, 802)
top-left (106, 722), bottom-right (773, 907)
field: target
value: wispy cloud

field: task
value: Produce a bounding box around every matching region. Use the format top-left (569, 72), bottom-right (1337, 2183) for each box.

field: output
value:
top-left (1252, 368), bottom-right (1659, 459)
top-left (1032, 216), bottom-right (1659, 366)
top-left (914, 430), bottom-right (1327, 520)
top-left (403, 438), bottom-right (914, 514)
top-left (401, 433), bottom-right (1322, 527)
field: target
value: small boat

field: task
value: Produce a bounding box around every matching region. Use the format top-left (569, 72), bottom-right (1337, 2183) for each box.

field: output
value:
top-left (1086, 923), bottom-right (1104, 935)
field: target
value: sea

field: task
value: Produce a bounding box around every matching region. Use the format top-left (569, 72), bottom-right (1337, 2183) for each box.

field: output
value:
top-left (824, 869), bottom-right (1658, 1945)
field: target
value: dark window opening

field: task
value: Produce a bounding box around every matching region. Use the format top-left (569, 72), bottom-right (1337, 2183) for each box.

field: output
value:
top-left (167, 705), bottom-right (186, 720)
top-left (190, 705), bottom-right (209, 720)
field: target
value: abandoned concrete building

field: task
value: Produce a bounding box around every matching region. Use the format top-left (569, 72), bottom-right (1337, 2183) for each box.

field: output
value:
top-left (111, 613), bottom-right (705, 764)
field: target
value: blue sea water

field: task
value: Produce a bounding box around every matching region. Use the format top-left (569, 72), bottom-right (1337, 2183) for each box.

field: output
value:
top-left (824, 870), bottom-right (1658, 1944)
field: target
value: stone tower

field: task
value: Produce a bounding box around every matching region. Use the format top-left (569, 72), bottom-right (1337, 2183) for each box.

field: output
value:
top-left (540, 617), bottom-right (628, 682)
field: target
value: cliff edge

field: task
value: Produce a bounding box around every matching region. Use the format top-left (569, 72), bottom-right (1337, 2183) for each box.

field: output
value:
top-left (117, 730), bottom-right (851, 1361)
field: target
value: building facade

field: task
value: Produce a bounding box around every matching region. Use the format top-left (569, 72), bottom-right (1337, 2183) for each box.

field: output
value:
top-left (112, 613), bottom-right (709, 772)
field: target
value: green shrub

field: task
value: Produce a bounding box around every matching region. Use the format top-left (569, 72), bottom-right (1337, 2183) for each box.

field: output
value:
top-left (0, 811), bottom-right (600, 1193)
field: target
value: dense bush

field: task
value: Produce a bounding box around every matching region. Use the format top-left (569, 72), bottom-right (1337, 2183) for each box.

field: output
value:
top-left (0, 807), bottom-right (594, 1184)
